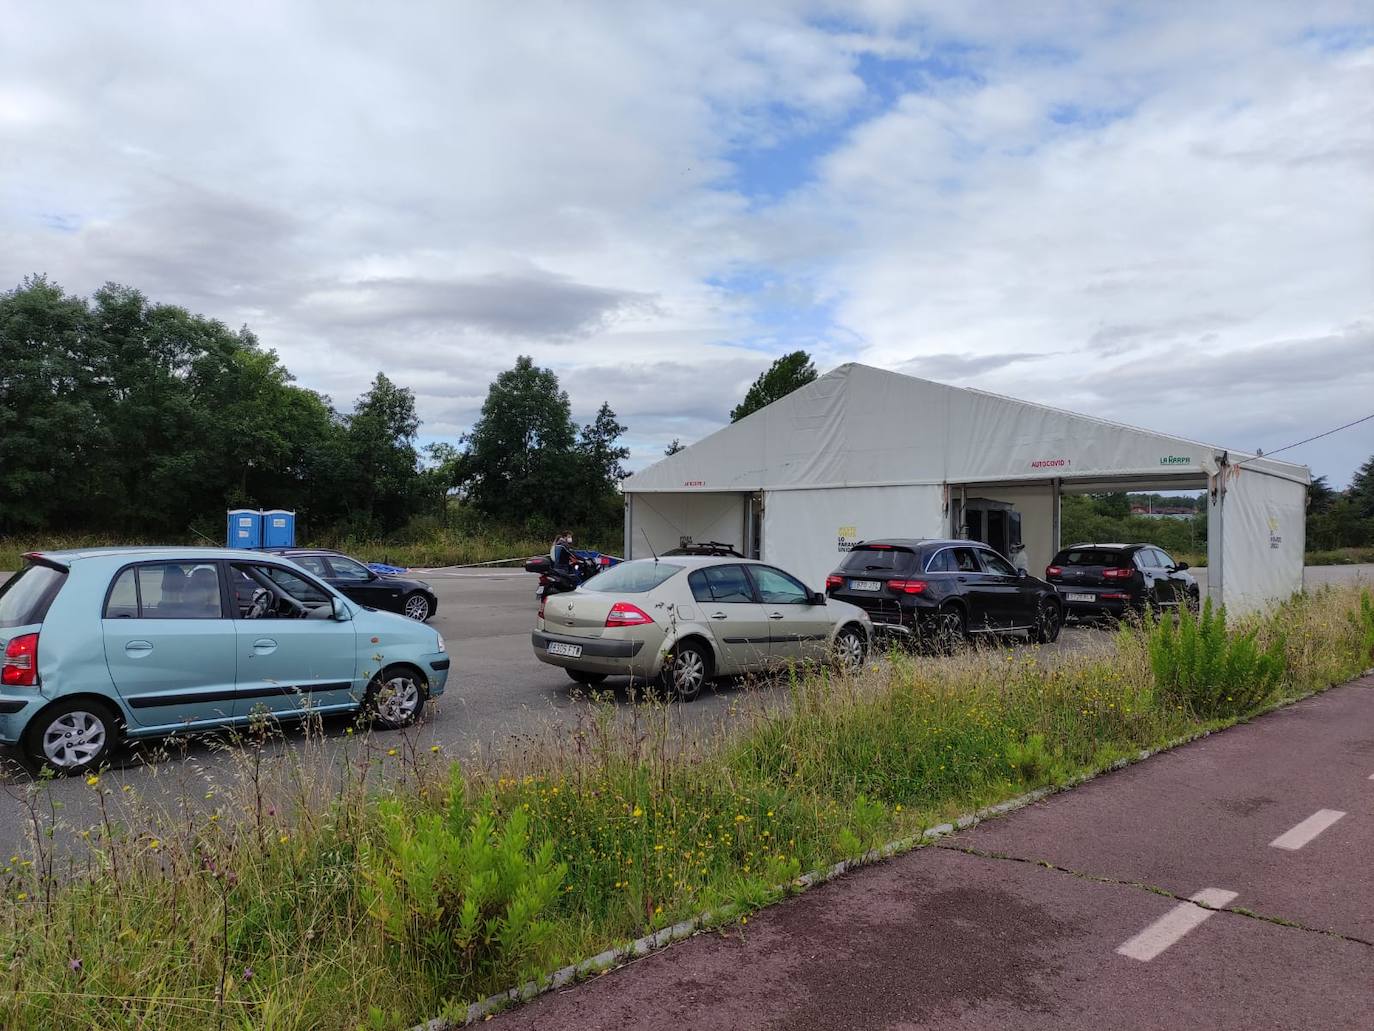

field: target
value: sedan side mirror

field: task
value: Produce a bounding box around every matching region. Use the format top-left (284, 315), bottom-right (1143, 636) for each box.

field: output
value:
top-left (1174, 562), bottom-right (1189, 571)
top-left (810, 591), bottom-right (827, 606)
top-left (1017, 568), bottom-right (1029, 578)
top-left (331, 596), bottom-right (351, 621)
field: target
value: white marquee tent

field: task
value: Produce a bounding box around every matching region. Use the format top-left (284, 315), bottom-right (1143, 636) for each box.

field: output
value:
top-left (622, 363), bottom-right (1309, 614)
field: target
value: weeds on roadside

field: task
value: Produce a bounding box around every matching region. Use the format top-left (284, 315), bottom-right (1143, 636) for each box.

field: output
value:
top-left (1145, 598), bottom-right (1285, 719)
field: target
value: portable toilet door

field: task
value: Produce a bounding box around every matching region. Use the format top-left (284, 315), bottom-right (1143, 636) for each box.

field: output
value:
top-left (261, 510), bottom-right (296, 548)
top-left (227, 509), bottom-right (262, 549)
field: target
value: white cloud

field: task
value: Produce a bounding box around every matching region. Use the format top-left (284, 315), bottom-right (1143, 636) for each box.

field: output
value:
top-left (2, 1), bottom-right (1371, 481)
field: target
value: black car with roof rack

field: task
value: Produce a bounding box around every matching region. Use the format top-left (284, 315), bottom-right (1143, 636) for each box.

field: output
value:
top-left (825, 538), bottom-right (1062, 645)
top-left (1044, 543), bottom-right (1198, 619)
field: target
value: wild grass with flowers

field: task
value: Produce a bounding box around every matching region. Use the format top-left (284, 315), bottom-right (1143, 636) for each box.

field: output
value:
top-left (1, 586), bottom-right (1371, 1030)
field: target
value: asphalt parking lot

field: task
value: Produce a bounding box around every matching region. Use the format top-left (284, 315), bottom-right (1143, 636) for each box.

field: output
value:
top-left (1, 563), bottom-right (1370, 851)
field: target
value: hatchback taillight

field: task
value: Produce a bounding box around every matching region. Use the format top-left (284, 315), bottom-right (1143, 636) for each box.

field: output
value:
top-left (2, 634), bottom-right (39, 687)
top-left (1045, 566), bottom-right (1063, 578)
top-left (1102, 568), bottom-right (1135, 580)
top-left (825, 574), bottom-right (843, 590)
top-left (888, 579), bottom-right (928, 595)
top-left (606, 602), bottom-right (653, 627)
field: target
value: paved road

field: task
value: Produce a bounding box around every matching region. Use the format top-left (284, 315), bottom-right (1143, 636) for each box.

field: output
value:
top-left (491, 674), bottom-right (1374, 1030)
top-left (0, 564), bottom-right (1369, 851)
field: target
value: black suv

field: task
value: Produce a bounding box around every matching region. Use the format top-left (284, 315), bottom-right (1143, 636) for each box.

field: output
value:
top-left (825, 539), bottom-right (1062, 644)
top-left (1045, 543), bottom-right (1198, 619)
top-left (264, 549), bottom-right (438, 622)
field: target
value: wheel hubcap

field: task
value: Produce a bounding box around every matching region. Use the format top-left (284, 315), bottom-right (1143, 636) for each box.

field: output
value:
top-left (837, 633), bottom-right (864, 670)
top-left (376, 677), bottom-right (421, 722)
top-left (673, 652), bottom-right (704, 693)
top-left (42, 711), bottom-right (106, 768)
top-left (404, 596), bottom-right (429, 620)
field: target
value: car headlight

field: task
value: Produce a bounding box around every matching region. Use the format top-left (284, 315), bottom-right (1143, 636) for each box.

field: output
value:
top-left (435, 633), bottom-right (446, 653)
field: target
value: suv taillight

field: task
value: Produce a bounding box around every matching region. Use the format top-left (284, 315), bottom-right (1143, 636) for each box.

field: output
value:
top-left (888, 580), bottom-right (928, 595)
top-left (606, 602), bottom-right (653, 627)
top-left (2, 634), bottom-right (39, 687)
top-left (1045, 565), bottom-right (1062, 578)
top-left (825, 575), bottom-right (843, 590)
top-left (1102, 568), bottom-right (1135, 580)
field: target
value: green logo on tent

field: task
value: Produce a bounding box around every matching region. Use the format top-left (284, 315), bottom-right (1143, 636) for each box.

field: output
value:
top-left (1159, 455), bottom-right (1191, 466)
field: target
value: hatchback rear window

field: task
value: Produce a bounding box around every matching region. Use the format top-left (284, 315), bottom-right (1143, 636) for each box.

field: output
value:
top-left (0, 564), bottom-right (68, 628)
top-left (837, 546), bottom-right (917, 575)
top-left (1055, 549), bottom-right (1132, 567)
top-left (582, 560), bottom-right (683, 594)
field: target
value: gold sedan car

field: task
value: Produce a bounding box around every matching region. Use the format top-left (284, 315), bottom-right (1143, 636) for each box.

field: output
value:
top-left (531, 556), bottom-right (872, 700)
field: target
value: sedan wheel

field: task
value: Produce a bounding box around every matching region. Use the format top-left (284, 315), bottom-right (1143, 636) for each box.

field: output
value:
top-left (366, 668), bottom-right (427, 729)
top-left (833, 626), bottom-right (867, 672)
top-left (27, 701), bottom-right (116, 775)
top-left (403, 593), bottom-right (432, 621)
top-left (659, 643), bottom-right (711, 702)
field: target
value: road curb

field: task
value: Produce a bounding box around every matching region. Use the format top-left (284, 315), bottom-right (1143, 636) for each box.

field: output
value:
top-left (418, 676), bottom-right (1368, 1029)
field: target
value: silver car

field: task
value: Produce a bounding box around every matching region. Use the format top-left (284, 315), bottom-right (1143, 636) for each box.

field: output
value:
top-left (531, 556), bottom-right (872, 700)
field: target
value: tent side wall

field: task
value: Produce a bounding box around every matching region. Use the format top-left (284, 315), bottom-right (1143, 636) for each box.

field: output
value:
top-left (1208, 469), bottom-right (1306, 615)
top-left (761, 484), bottom-right (945, 591)
top-left (626, 492), bottom-right (748, 559)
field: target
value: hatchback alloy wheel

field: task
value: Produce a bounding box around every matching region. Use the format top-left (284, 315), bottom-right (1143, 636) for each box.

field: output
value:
top-left (366, 667), bottom-right (427, 729)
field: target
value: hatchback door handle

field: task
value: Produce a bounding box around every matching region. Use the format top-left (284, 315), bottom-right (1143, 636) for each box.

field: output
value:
top-left (710, 612), bottom-right (728, 620)
top-left (124, 640), bottom-right (153, 656)
top-left (768, 612), bottom-right (785, 620)
top-left (252, 638), bottom-right (278, 654)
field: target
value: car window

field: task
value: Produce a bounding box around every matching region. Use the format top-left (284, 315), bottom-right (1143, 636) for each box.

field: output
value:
top-left (136, 563), bottom-right (224, 619)
top-left (689, 565), bottom-right (755, 603)
top-left (327, 556), bottom-right (373, 582)
top-left (104, 568), bottom-right (139, 618)
top-left (1153, 548), bottom-right (1175, 569)
top-left (978, 551), bottom-right (1018, 576)
top-left (0, 564), bottom-right (68, 628)
top-left (582, 560), bottom-right (683, 594)
top-left (233, 562), bottom-right (330, 618)
top-left (924, 549), bottom-right (954, 573)
top-left (1057, 549), bottom-right (1128, 567)
top-left (838, 546), bottom-right (917, 574)
top-left (748, 565), bottom-right (810, 605)
top-left (949, 548), bottom-right (980, 573)
top-left (1132, 549), bottom-right (1154, 569)
top-left (292, 555), bottom-right (331, 577)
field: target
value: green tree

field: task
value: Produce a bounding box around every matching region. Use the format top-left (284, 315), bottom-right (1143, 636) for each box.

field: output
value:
top-left (573, 403), bottom-right (630, 527)
top-left (1307, 474), bottom-right (1337, 515)
top-left (462, 356), bottom-right (579, 525)
top-left (664, 438), bottom-right (685, 456)
top-left (345, 372), bottom-right (421, 532)
top-left (729, 350), bottom-right (817, 422)
top-left (1349, 455), bottom-right (1374, 519)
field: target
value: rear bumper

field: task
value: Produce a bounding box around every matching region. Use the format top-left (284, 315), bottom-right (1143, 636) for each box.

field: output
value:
top-left (1055, 589), bottom-right (1138, 616)
top-left (0, 694), bottom-right (39, 745)
top-left (531, 630), bottom-right (651, 676)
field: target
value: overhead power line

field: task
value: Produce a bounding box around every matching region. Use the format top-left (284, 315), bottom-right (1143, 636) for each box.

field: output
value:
top-left (1236, 410), bottom-right (1374, 468)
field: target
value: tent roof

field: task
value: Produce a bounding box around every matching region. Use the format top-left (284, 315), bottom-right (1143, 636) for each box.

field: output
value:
top-left (624, 363), bottom-right (1309, 493)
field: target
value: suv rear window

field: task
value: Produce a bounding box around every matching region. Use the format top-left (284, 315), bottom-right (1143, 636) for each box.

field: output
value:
top-left (1055, 549), bottom-right (1132, 567)
top-left (582, 560), bottom-right (683, 594)
top-left (0, 564), bottom-right (68, 628)
top-left (837, 546), bottom-right (917, 575)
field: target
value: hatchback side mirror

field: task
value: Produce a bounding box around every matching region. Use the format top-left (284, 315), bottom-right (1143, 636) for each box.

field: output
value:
top-left (331, 596), bottom-right (351, 621)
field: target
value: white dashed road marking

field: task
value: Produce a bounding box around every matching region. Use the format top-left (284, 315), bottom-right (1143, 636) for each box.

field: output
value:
top-left (1270, 809), bottom-right (1346, 851)
top-left (1116, 888), bottom-right (1239, 962)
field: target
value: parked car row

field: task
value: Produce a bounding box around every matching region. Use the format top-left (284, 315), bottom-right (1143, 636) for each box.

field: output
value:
top-left (0, 548), bottom-right (448, 775)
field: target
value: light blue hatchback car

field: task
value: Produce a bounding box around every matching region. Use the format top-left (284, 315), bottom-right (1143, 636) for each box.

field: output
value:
top-left (0, 547), bottom-right (450, 774)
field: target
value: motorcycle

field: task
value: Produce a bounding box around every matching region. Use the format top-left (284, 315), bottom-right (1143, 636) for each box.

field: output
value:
top-left (524, 549), bottom-right (621, 602)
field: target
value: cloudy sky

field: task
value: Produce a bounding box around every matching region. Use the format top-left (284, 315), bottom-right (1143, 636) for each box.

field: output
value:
top-left (3, 1), bottom-right (1372, 483)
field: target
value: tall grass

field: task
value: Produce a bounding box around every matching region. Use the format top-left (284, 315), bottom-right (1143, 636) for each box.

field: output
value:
top-left (0, 588), bottom-right (1370, 1030)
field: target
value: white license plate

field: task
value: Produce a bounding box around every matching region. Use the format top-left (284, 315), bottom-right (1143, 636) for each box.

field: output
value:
top-left (1065, 593), bottom-right (1096, 603)
top-left (850, 580), bottom-right (882, 591)
top-left (547, 641), bottom-right (583, 658)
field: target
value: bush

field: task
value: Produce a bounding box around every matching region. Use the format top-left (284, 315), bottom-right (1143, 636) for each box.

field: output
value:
top-left (358, 771), bottom-right (566, 987)
top-left (1146, 598), bottom-right (1285, 719)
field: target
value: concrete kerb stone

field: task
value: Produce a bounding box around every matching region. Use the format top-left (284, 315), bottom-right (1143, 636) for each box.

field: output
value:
top-left (417, 678), bottom-right (1362, 1029)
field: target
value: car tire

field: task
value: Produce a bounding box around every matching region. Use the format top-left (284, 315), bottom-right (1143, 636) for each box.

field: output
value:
top-left (363, 665), bottom-right (427, 729)
top-left (566, 669), bottom-right (608, 686)
top-left (832, 625), bottom-right (868, 673)
top-left (402, 592), bottom-right (433, 622)
top-left (24, 698), bottom-right (119, 776)
top-left (1030, 598), bottom-right (1062, 644)
top-left (658, 640), bottom-right (713, 702)
top-left (927, 605), bottom-right (967, 654)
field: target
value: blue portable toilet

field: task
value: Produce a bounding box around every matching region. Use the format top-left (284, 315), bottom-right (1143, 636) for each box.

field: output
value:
top-left (227, 509), bottom-right (262, 549)
top-left (261, 509), bottom-right (296, 548)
